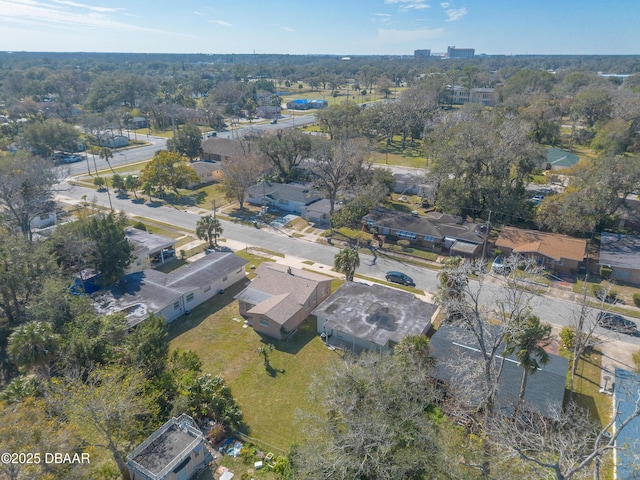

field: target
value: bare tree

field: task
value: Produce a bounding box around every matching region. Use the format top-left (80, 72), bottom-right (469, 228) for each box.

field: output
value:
top-left (0, 153), bottom-right (58, 240)
top-left (436, 255), bottom-right (543, 420)
top-left (221, 141), bottom-right (267, 209)
top-left (487, 394), bottom-right (640, 480)
top-left (310, 137), bottom-right (371, 220)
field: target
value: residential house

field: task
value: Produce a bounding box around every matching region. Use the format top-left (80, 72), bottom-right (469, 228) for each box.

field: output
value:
top-left (613, 368), bottom-right (640, 480)
top-left (245, 182), bottom-right (323, 215)
top-left (363, 208), bottom-right (487, 258)
top-left (30, 210), bottom-right (57, 230)
top-left (125, 227), bottom-right (176, 273)
top-left (97, 132), bottom-right (129, 148)
top-left (127, 413), bottom-right (213, 480)
top-left (495, 226), bottom-right (587, 274)
top-left (234, 263), bottom-right (332, 340)
top-left (314, 282), bottom-right (438, 354)
top-left (430, 324), bottom-right (569, 418)
top-left (92, 252), bottom-right (247, 327)
top-left (200, 137), bottom-right (250, 163)
top-left (300, 199), bottom-right (342, 227)
top-left (187, 161), bottom-right (221, 188)
top-left (599, 232), bottom-right (640, 285)
top-left (131, 116), bottom-right (149, 129)
top-left (392, 173), bottom-right (435, 198)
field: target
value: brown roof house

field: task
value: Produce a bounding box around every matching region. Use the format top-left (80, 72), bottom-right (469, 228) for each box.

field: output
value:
top-left (495, 226), bottom-right (587, 274)
top-left (234, 263), bottom-right (332, 340)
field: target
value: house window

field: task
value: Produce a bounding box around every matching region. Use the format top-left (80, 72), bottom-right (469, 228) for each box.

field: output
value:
top-left (174, 301), bottom-right (180, 310)
top-left (259, 318), bottom-right (269, 327)
top-left (396, 230), bottom-right (417, 240)
top-left (305, 299), bottom-right (310, 309)
top-left (557, 260), bottom-right (563, 266)
top-left (186, 293), bottom-right (194, 303)
top-left (424, 235), bottom-right (435, 243)
top-left (310, 290), bottom-right (317, 304)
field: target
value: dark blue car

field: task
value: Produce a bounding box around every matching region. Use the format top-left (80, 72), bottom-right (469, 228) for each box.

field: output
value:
top-left (385, 271), bottom-right (415, 287)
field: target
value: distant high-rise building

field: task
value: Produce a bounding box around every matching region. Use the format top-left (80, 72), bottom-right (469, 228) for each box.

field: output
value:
top-left (414, 49), bottom-right (431, 58)
top-left (447, 46), bottom-right (475, 59)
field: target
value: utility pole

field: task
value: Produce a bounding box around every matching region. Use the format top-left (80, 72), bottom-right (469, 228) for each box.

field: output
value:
top-left (481, 209), bottom-right (492, 259)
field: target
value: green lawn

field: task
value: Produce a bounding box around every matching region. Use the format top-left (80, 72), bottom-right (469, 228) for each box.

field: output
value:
top-left (168, 284), bottom-right (337, 451)
top-left (564, 349), bottom-right (614, 480)
top-left (371, 136), bottom-right (427, 169)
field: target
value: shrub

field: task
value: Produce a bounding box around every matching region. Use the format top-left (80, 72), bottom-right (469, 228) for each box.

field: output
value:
top-left (397, 239), bottom-right (411, 249)
top-left (600, 266), bottom-right (613, 279)
top-left (633, 350), bottom-right (640, 373)
top-left (559, 326), bottom-right (576, 350)
top-left (132, 221), bottom-right (146, 231)
top-left (634, 293), bottom-right (640, 308)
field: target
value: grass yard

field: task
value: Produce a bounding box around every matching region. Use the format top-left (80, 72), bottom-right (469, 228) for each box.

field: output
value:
top-left (168, 280), bottom-right (337, 451)
top-left (370, 136), bottom-right (427, 169)
top-left (564, 349), bottom-right (614, 480)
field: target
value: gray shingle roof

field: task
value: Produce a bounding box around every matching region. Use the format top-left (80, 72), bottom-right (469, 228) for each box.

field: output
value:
top-left (125, 228), bottom-right (175, 255)
top-left (430, 325), bottom-right (568, 418)
top-left (201, 137), bottom-right (251, 158)
top-left (313, 283), bottom-right (438, 347)
top-left (599, 232), bottom-right (640, 270)
top-left (92, 252), bottom-right (247, 327)
top-left (245, 182), bottom-right (322, 206)
top-left (364, 208), bottom-right (486, 244)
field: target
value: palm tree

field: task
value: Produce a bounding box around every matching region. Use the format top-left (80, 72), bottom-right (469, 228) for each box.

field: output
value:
top-left (99, 147), bottom-right (115, 173)
top-left (124, 175), bottom-right (140, 199)
top-left (141, 181), bottom-right (154, 202)
top-left (196, 215), bottom-right (223, 248)
top-left (504, 315), bottom-right (552, 411)
top-left (334, 247), bottom-right (360, 281)
top-left (8, 321), bottom-right (60, 378)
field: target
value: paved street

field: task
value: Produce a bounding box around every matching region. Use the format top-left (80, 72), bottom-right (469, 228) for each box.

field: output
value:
top-left (53, 128), bottom-right (640, 378)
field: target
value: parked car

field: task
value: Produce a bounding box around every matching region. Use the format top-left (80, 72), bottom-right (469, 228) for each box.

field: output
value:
top-left (491, 255), bottom-right (509, 275)
top-left (385, 271), bottom-right (415, 287)
top-left (530, 195), bottom-right (545, 204)
top-left (596, 312), bottom-right (639, 335)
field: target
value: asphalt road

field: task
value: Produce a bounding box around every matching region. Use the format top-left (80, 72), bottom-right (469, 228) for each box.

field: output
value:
top-left (56, 179), bottom-right (640, 349)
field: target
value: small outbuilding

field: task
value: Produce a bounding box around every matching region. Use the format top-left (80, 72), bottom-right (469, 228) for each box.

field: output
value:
top-left (127, 413), bottom-right (213, 480)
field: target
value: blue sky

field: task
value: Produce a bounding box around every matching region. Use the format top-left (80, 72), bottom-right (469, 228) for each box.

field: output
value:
top-left (0, 0), bottom-right (638, 55)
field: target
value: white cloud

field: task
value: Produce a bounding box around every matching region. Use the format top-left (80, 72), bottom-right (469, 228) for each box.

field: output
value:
top-left (50, 0), bottom-right (121, 13)
top-left (194, 11), bottom-right (203, 16)
top-left (377, 27), bottom-right (444, 44)
top-left (440, 2), bottom-right (450, 7)
top-left (272, 23), bottom-right (294, 32)
top-left (0, 0), bottom-right (167, 33)
top-left (209, 19), bottom-right (232, 27)
top-left (372, 13), bottom-right (393, 25)
top-left (444, 7), bottom-right (468, 21)
top-left (385, 0), bottom-right (430, 11)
